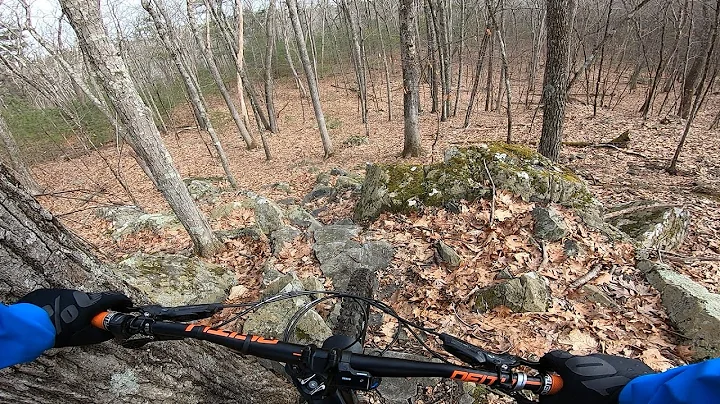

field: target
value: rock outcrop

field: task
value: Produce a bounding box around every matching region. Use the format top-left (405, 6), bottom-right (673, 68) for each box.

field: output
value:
top-left (354, 143), bottom-right (598, 222)
top-left (475, 272), bottom-right (550, 313)
top-left (644, 261), bottom-right (720, 360)
top-left (606, 201), bottom-right (690, 250)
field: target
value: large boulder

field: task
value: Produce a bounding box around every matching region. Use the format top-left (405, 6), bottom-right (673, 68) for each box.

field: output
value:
top-left (184, 177), bottom-right (222, 201)
top-left (242, 296), bottom-right (332, 346)
top-left (354, 143), bottom-right (598, 222)
top-left (253, 197), bottom-right (285, 235)
top-left (96, 206), bottom-right (180, 239)
top-left (645, 262), bottom-right (720, 360)
top-left (286, 205), bottom-right (323, 231)
top-left (605, 201), bottom-right (690, 250)
top-left (115, 252), bottom-right (235, 306)
top-left (475, 272), bottom-right (550, 313)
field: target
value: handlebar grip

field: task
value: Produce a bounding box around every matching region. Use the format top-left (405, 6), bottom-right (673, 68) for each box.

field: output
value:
top-left (546, 372), bottom-right (563, 395)
top-left (91, 311), bottom-right (110, 330)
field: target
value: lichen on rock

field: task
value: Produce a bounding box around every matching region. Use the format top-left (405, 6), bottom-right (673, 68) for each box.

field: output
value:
top-left (354, 143), bottom-right (600, 223)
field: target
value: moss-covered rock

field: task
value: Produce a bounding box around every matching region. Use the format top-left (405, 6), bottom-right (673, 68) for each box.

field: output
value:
top-left (115, 252), bottom-right (235, 306)
top-left (354, 143), bottom-right (600, 222)
top-left (474, 272), bottom-right (550, 313)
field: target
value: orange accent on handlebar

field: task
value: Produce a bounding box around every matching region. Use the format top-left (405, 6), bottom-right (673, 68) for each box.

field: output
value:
top-left (547, 373), bottom-right (564, 395)
top-left (91, 311), bottom-right (109, 330)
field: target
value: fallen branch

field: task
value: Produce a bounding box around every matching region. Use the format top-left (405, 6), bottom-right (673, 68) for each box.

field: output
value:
top-left (565, 142), bottom-right (650, 158)
top-left (569, 264), bottom-right (602, 289)
top-left (603, 203), bottom-right (681, 220)
top-left (482, 158), bottom-right (496, 227)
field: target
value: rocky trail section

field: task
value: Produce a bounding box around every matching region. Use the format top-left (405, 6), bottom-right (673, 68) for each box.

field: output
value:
top-left (85, 145), bottom-right (716, 403)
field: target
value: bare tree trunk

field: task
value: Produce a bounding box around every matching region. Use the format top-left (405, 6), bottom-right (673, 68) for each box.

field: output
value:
top-left (234, 0), bottom-right (252, 128)
top-left (340, 0), bottom-right (368, 126)
top-left (464, 25), bottom-right (491, 128)
top-left (0, 113), bottom-right (40, 194)
top-left (425, 0), bottom-right (439, 113)
top-left (487, 0), bottom-right (512, 142)
top-left (281, 19), bottom-right (308, 98)
top-left (538, 0), bottom-right (571, 162)
top-left (0, 164), bottom-right (296, 403)
top-left (264, 0), bottom-right (279, 133)
top-left (62, 0), bottom-right (222, 257)
top-left (452, 0), bottom-right (466, 117)
top-left (372, 1), bottom-right (393, 122)
top-left (285, 0), bottom-right (334, 158)
top-left (143, 0), bottom-right (238, 188)
top-left (187, 0), bottom-right (257, 150)
top-left (401, 0), bottom-right (422, 157)
top-left (668, 0), bottom-right (720, 173)
top-left (427, 0), bottom-right (451, 120)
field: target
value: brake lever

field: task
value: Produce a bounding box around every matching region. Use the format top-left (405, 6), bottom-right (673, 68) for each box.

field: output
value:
top-left (440, 333), bottom-right (525, 370)
top-left (133, 303), bottom-right (224, 321)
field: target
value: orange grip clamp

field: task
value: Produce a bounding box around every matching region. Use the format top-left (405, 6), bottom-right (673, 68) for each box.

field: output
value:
top-left (91, 311), bottom-right (109, 330)
top-left (547, 373), bottom-right (564, 395)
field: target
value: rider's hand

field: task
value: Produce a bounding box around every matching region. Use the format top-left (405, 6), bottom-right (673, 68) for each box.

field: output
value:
top-left (540, 350), bottom-right (654, 404)
top-left (18, 288), bottom-right (132, 348)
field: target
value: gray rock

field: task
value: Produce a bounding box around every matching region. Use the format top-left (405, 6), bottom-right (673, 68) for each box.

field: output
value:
top-left (210, 200), bottom-right (254, 219)
top-left (304, 184), bottom-right (335, 202)
top-left (564, 239), bottom-right (580, 258)
top-left (335, 175), bottom-right (363, 194)
top-left (301, 276), bottom-right (325, 294)
top-left (273, 182), bottom-right (292, 193)
top-left (475, 272), bottom-right (550, 312)
top-left (184, 178), bottom-right (220, 201)
top-left (316, 172), bottom-right (331, 185)
top-left (287, 205), bottom-right (323, 231)
top-left (354, 143), bottom-right (598, 223)
top-left (254, 197), bottom-right (285, 235)
top-left (606, 201), bottom-right (690, 251)
top-left (99, 206), bottom-right (180, 239)
top-left (436, 240), bottom-right (462, 267)
top-left (270, 226), bottom-right (301, 256)
top-left (95, 205), bottom-right (144, 225)
top-left (532, 206), bottom-right (569, 242)
top-left (495, 268), bottom-right (514, 280)
top-left (262, 259), bottom-right (281, 286)
top-left (262, 272), bottom-right (305, 297)
top-left (242, 296), bottom-right (332, 345)
top-left (314, 239), bottom-right (362, 264)
top-left (582, 284), bottom-right (619, 309)
top-left (115, 252), bottom-right (234, 306)
top-left (646, 262), bottom-right (720, 360)
top-left (314, 224), bottom-right (361, 245)
top-left (330, 168), bottom-right (349, 176)
top-left (320, 241), bottom-right (394, 290)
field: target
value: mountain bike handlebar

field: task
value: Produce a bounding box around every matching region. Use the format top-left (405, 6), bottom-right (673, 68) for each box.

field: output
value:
top-left (92, 311), bottom-right (563, 397)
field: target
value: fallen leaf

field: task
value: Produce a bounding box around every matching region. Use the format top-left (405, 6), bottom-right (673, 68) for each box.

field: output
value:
top-left (495, 209), bottom-right (513, 222)
top-left (559, 329), bottom-right (598, 354)
top-left (640, 348), bottom-right (674, 371)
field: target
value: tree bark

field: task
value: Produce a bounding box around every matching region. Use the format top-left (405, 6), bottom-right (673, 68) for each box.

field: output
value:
top-left (234, 0), bottom-right (252, 128)
top-left (285, 0), bottom-right (334, 158)
top-left (400, 0), bottom-right (421, 157)
top-left (538, 0), bottom-right (571, 162)
top-left (340, 0), bottom-right (368, 125)
top-left (0, 164), bottom-right (296, 403)
top-left (61, 0), bottom-right (222, 257)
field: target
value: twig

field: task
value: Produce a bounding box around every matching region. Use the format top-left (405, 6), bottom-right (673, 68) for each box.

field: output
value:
top-left (569, 264), bottom-right (602, 289)
top-left (539, 241), bottom-right (549, 269)
top-left (595, 143), bottom-right (650, 159)
top-left (463, 286), bottom-right (480, 302)
top-left (482, 159), bottom-right (496, 227)
top-left (451, 305), bottom-right (474, 329)
top-left (603, 203), bottom-right (681, 220)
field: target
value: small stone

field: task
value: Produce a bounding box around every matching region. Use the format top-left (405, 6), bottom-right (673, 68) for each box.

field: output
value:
top-left (475, 272), bottom-right (550, 313)
top-left (301, 276), bottom-right (325, 294)
top-left (316, 172), bottom-right (331, 185)
top-left (495, 268), bottom-right (514, 280)
top-left (262, 260), bottom-right (281, 286)
top-left (335, 175), bottom-right (363, 194)
top-left (435, 240), bottom-right (462, 267)
top-left (330, 168), bottom-right (349, 176)
top-left (304, 185), bottom-right (335, 202)
top-left (262, 272), bottom-right (305, 297)
top-left (228, 285), bottom-right (249, 300)
top-left (581, 284), bottom-right (618, 308)
top-left (254, 197), bottom-right (285, 235)
top-left (270, 226), bottom-right (301, 256)
top-left (532, 206), bottom-right (569, 242)
top-left (563, 239), bottom-right (580, 258)
top-left (273, 182), bottom-right (292, 193)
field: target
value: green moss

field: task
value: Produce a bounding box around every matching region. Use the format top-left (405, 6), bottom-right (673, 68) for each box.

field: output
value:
top-left (384, 163), bottom-right (426, 210)
top-left (486, 142), bottom-right (541, 162)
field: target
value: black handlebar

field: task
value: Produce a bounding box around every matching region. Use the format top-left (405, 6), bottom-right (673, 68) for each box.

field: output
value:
top-left (92, 311), bottom-right (563, 397)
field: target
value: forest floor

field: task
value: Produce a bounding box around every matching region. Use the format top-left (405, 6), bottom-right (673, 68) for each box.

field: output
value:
top-left (29, 75), bottom-right (720, 393)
